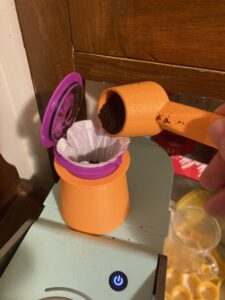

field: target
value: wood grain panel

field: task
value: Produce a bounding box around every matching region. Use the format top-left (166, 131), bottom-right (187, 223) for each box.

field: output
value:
top-left (70, 0), bottom-right (225, 71)
top-left (15, 0), bottom-right (75, 118)
top-left (15, 0), bottom-right (87, 180)
top-left (74, 52), bottom-right (225, 100)
top-left (0, 154), bottom-right (20, 211)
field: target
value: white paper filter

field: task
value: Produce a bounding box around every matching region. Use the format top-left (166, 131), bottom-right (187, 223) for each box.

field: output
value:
top-left (56, 120), bottom-right (130, 168)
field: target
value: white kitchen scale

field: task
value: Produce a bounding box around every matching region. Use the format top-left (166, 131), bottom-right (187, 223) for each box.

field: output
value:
top-left (0, 138), bottom-right (173, 300)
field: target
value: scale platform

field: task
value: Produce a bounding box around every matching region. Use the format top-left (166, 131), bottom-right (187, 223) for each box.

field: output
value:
top-left (0, 138), bottom-right (173, 300)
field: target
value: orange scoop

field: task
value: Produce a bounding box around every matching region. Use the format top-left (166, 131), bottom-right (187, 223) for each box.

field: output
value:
top-left (98, 81), bottom-right (223, 148)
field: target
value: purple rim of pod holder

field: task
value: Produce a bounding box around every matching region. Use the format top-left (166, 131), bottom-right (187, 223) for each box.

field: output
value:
top-left (54, 150), bottom-right (123, 179)
top-left (41, 72), bottom-right (124, 179)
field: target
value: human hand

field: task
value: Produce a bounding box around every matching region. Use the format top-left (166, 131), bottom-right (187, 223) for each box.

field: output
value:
top-left (200, 103), bottom-right (225, 217)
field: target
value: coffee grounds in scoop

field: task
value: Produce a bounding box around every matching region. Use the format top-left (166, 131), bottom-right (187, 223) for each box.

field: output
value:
top-left (98, 92), bottom-right (125, 134)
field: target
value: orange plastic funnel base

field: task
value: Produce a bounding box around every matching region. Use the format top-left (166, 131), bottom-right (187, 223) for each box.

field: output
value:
top-left (54, 151), bottom-right (130, 235)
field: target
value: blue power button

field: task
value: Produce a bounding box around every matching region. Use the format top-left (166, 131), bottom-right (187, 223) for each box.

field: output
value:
top-left (109, 271), bottom-right (128, 291)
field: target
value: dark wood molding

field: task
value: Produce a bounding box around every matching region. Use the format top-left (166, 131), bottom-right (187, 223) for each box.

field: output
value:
top-left (15, 0), bottom-right (87, 179)
top-left (153, 254), bottom-right (167, 300)
top-left (15, 0), bottom-right (86, 120)
top-left (0, 154), bottom-right (20, 211)
top-left (74, 52), bottom-right (225, 100)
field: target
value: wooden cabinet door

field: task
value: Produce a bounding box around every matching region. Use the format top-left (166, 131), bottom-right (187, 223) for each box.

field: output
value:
top-left (16, 0), bottom-right (225, 100)
top-left (69, 0), bottom-right (225, 99)
top-left (15, 0), bottom-right (86, 120)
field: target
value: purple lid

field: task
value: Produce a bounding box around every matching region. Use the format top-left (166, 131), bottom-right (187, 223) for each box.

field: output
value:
top-left (41, 72), bottom-right (125, 180)
top-left (41, 72), bottom-right (83, 148)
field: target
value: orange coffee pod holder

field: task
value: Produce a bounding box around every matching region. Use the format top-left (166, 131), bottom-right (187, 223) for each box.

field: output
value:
top-left (41, 73), bottom-right (131, 235)
top-left (98, 81), bottom-right (223, 148)
top-left (54, 151), bottom-right (130, 235)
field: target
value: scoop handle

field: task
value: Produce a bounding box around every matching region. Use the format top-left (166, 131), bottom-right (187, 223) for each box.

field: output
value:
top-left (157, 101), bottom-right (223, 149)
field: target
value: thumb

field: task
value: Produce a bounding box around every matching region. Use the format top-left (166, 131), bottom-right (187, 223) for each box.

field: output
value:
top-left (209, 118), bottom-right (225, 160)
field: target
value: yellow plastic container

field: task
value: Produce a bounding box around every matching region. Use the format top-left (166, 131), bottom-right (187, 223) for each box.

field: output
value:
top-left (164, 189), bottom-right (225, 300)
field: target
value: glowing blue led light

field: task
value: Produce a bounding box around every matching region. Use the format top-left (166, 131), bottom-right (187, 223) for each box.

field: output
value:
top-left (109, 271), bottom-right (128, 291)
top-left (113, 275), bottom-right (124, 286)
